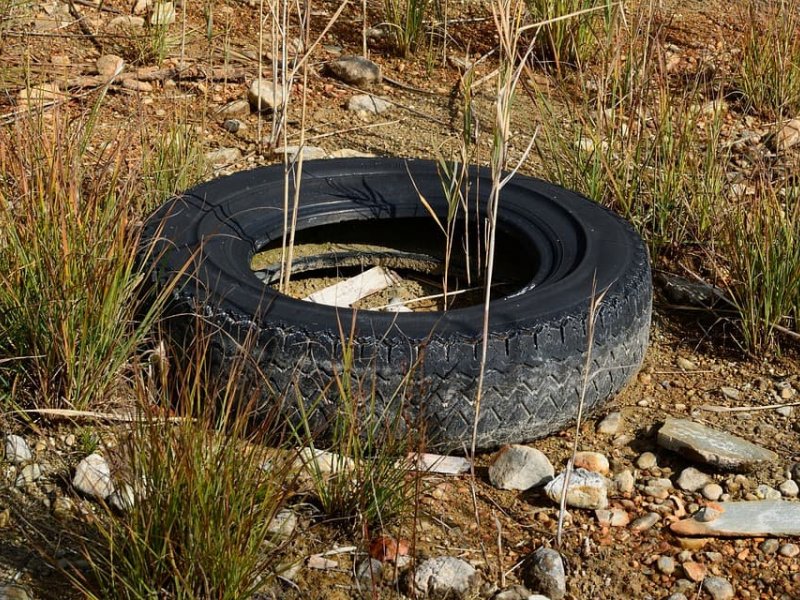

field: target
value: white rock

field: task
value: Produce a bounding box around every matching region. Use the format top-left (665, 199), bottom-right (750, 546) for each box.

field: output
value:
top-left (248, 78), bottom-right (285, 111)
top-left (298, 447), bottom-right (354, 475)
top-left (702, 483), bottom-right (723, 501)
top-left (109, 15), bottom-right (145, 29)
top-left (273, 145), bottom-right (326, 161)
top-left (676, 467), bottom-right (711, 492)
top-left (613, 469), bottom-right (635, 494)
top-left (16, 463), bottom-right (42, 486)
top-left (544, 468), bottom-right (608, 510)
top-left (328, 148), bottom-right (376, 158)
top-left (347, 94), bottom-right (392, 115)
top-left (412, 556), bottom-right (478, 599)
top-left (150, 2), bottom-right (175, 26)
top-left (217, 99), bottom-right (251, 118)
top-left (488, 445), bottom-right (554, 491)
top-left (73, 453), bottom-right (115, 500)
top-left (17, 83), bottom-right (61, 106)
top-left (4, 435), bottom-right (32, 464)
top-left (267, 509), bottom-right (297, 537)
top-left (133, 0), bottom-right (150, 14)
top-left (636, 451), bottom-right (657, 470)
top-left (96, 55), bottom-right (124, 79)
top-left (205, 147), bottom-right (242, 166)
top-left (779, 479), bottom-right (799, 497)
top-left (773, 118), bottom-right (800, 151)
top-left (596, 411), bottom-right (622, 435)
top-left (703, 576), bottom-right (735, 600)
top-left (108, 483), bottom-right (135, 512)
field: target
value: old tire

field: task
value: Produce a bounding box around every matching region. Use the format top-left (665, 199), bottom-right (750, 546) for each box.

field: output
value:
top-left (141, 158), bottom-right (652, 451)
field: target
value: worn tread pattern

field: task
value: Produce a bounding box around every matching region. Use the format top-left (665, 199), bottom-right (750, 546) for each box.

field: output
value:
top-left (141, 158), bottom-right (652, 451)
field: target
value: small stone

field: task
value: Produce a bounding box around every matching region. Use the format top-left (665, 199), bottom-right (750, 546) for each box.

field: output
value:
top-left (630, 512), bottom-right (660, 531)
top-left (779, 479), bottom-right (799, 497)
top-left (369, 535), bottom-right (410, 562)
top-left (205, 147), bottom-right (242, 166)
top-left (760, 538), bottom-right (780, 554)
top-left (573, 451), bottom-right (609, 475)
top-left (108, 483), bottom-right (135, 512)
top-left (611, 434), bottom-right (633, 448)
top-left (544, 468), bottom-right (608, 510)
top-left (613, 469), bottom-right (635, 494)
top-left (756, 484), bottom-right (782, 500)
top-left (657, 418), bottom-right (778, 470)
top-left (73, 453), bottom-right (115, 500)
top-left (121, 79), bottom-right (153, 92)
top-left (0, 585), bottom-right (32, 600)
top-left (273, 145), bottom-right (326, 161)
top-left (656, 555), bottom-right (676, 574)
top-left (356, 558), bottom-right (383, 581)
top-left (248, 78), bottom-right (286, 112)
top-left (701, 483), bottom-right (723, 501)
top-left (218, 99), bottom-right (251, 118)
top-left (133, 0), bottom-right (150, 14)
top-left (16, 463), bottom-right (41, 486)
top-left (109, 15), bottom-right (145, 29)
top-left (677, 467), bottom-right (711, 492)
top-left (4, 435), bottom-right (32, 464)
top-left (779, 543), bottom-right (800, 557)
top-left (676, 537), bottom-right (709, 551)
top-left (636, 452), bottom-right (657, 470)
top-left (488, 445), bottom-right (554, 490)
top-left (682, 561), bottom-right (706, 582)
top-left (596, 412), bottom-right (622, 435)
top-left (326, 56), bottom-right (381, 87)
top-left (703, 576), bottom-right (734, 600)
top-left (412, 556), bottom-right (478, 599)
top-left (523, 548), bottom-right (566, 600)
top-left (150, 2), bottom-right (175, 26)
top-left (773, 118), bottom-right (800, 151)
top-left (490, 585), bottom-right (539, 600)
top-left (307, 554), bottom-right (338, 570)
top-left (695, 506), bottom-right (723, 522)
top-left (719, 386), bottom-right (740, 401)
top-left (51, 55), bottom-right (71, 66)
top-left (96, 54), bottom-right (124, 79)
top-left (298, 448), bottom-right (354, 475)
top-left (776, 405), bottom-right (794, 417)
top-left (222, 119), bottom-right (245, 134)
top-left (664, 595), bottom-right (687, 600)
top-left (676, 357), bottom-right (697, 371)
top-left (328, 148), bottom-right (376, 158)
top-left (64, 433), bottom-right (76, 447)
top-left (347, 94), bottom-right (392, 114)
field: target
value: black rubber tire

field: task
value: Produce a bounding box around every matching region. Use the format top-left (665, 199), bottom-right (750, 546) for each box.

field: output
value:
top-left (141, 158), bottom-right (652, 451)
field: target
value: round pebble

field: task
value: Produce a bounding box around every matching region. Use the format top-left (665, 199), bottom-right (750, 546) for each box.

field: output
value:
top-left (703, 576), bottom-right (734, 600)
top-left (701, 483), bottom-right (723, 501)
top-left (779, 479), bottom-right (799, 497)
top-left (636, 452), bottom-right (658, 470)
top-left (760, 539), bottom-right (780, 554)
top-left (656, 555), bottom-right (676, 574)
top-left (779, 543), bottom-right (799, 558)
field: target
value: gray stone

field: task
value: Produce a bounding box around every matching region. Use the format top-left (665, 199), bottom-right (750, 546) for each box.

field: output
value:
top-left (779, 479), bottom-right (799, 497)
top-left (657, 418), bottom-right (778, 470)
top-left (96, 55), bottom-right (124, 79)
top-left (222, 119), bottom-right (245, 134)
top-left (702, 576), bottom-right (734, 600)
top-left (356, 557), bottom-right (383, 581)
top-left (15, 463), bottom-right (42, 486)
top-left (760, 538), bottom-right (780, 554)
top-left (719, 386), bottom-right (740, 401)
top-left (773, 118), bottom-right (800, 151)
top-left (73, 453), bottom-right (114, 500)
top-left (544, 468), bottom-right (608, 509)
top-left (0, 585), bottom-right (32, 600)
top-left (596, 411), bottom-right (622, 435)
top-left (326, 56), bottom-right (381, 87)
top-left (412, 556), bottom-right (478, 599)
top-left (347, 94), bottom-right (392, 114)
top-left (676, 357), bottom-right (697, 371)
top-left (248, 78), bottom-right (285, 111)
top-left (756, 484), bottom-right (781, 500)
top-left (676, 467), bottom-right (711, 492)
top-left (630, 512), bottom-right (660, 531)
top-left (273, 145), bottom-right (327, 161)
top-left (776, 405), bottom-right (794, 417)
top-left (671, 500), bottom-right (800, 537)
top-left (205, 147), bottom-right (242, 166)
top-left (488, 445), bottom-right (554, 491)
top-left (4, 434), bottom-right (31, 464)
top-left (523, 548), bottom-right (566, 600)
top-left (218, 99), bottom-right (251, 118)
top-left (267, 509), bottom-right (297, 537)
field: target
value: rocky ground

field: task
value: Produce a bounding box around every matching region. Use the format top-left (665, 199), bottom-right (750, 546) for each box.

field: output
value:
top-left (2, 0), bottom-right (800, 598)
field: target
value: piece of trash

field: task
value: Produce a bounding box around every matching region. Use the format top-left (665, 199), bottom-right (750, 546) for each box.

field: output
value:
top-left (305, 266), bottom-right (401, 307)
top-left (402, 453), bottom-right (472, 475)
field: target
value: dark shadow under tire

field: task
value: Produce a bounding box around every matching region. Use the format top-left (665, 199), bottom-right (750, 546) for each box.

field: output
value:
top-left (141, 158), bottom-right (652, 451)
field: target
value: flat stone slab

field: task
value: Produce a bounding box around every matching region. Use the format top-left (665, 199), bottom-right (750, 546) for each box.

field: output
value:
top-left (671, 500), bottom-right (800, 537)
top-left (657, 418), bottom-right (778, 470)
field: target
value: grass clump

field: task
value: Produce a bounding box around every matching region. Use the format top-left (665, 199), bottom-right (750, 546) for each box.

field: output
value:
top-left (738, 0), bottom-right (800, 119)
top-left (383, 0), bottom-right (431, 57)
